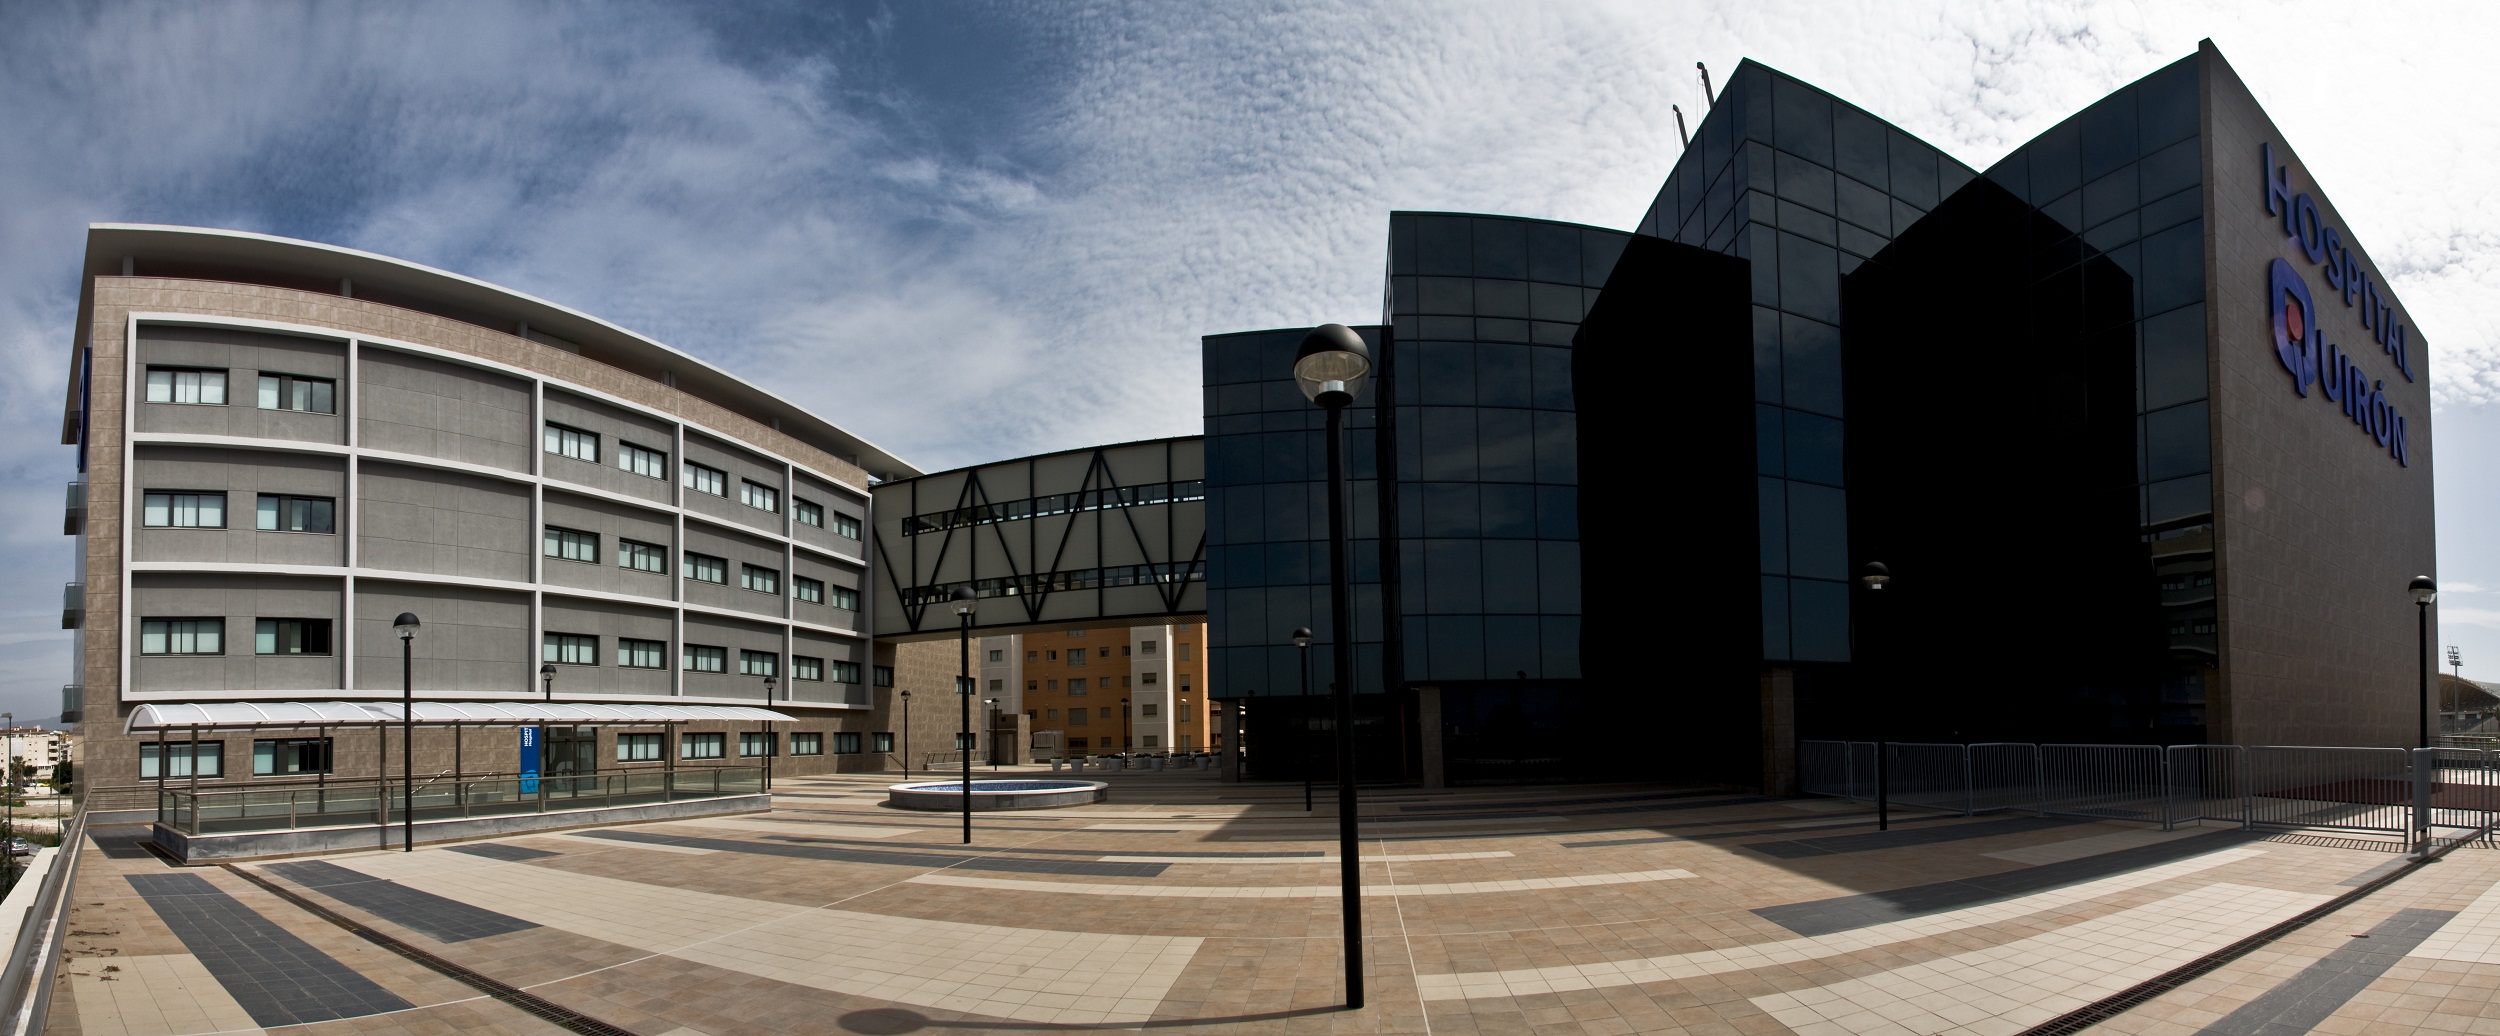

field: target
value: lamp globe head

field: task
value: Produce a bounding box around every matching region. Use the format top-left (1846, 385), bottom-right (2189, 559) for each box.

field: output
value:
top-left (1292, 324), bottom-right (1371, 405)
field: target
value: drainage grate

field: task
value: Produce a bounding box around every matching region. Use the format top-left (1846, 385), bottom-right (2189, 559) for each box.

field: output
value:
top-left (223, 865), bottom-right (640, 1036)
top-left (2015, 823), bottom-right (2495, 1036)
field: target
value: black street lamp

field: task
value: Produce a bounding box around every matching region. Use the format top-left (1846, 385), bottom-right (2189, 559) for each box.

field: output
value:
top-left (1293, 627), bottom-right (1313, 811)
top-left (762, 674), bottom-right (778, 791)
top-left (1858, 563), bottom-right (1890, 832)
top-left (2413, 576), bottom-right (2438, 747)
top-left (394, 612), bottom-right (421, 852)
top-left (953, 585), bottom-right (977, 844)
top-left (1293, 323), bottom-right (1369, 1010)
top-left (1121, 697), bottom-right (1131, 755)
top-left (540, 663), bottom-right (556, 703)
top-left (900, 689), bottom-right (912, 779)
top-left (985, 698), bottom-right (1001, 770)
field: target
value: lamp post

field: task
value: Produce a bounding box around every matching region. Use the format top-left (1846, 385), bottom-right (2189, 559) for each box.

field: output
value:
top-left (393, 612), bottom-right (420, 852)
top-left (2412, 577), bottom-right (2438, 747)
top-left (540, 663), bottom-right (556, 703)
top-left (4, 712), bottom-right (14, 892)
top-left (762, 674), bottom-right (777, 791)
top-left (985, 698), bottom-right (1000, 769)
top-left (953, 585), bottom-right (977, 844)
top-left (1858, 563), bottom-right (1890, 832)
top-left (1293, 323), bottom-right (1369, 1010)
top-left (1121, 698), bottom-right (1131, 756)
top-left (1293, 627), bottom-right (1313, 811)
top-left (2448, 646), bottom-right (2466, 733)
top-left (900, 689), bottom-right (912, 779)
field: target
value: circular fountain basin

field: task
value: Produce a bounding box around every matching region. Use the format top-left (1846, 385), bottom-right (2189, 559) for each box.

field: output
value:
top-left (886, 779), bottom-right (1108, 811)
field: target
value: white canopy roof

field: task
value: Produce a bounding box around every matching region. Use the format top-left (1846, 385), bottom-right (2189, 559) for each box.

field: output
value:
top-left (126, 701), bottom-right (798, 733)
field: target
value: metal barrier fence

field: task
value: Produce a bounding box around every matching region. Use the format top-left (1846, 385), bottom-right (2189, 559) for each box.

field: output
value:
top-left (1797, 740), bottom-right (2500, 846)
top-left (157, 767), bottom-right (765, 837)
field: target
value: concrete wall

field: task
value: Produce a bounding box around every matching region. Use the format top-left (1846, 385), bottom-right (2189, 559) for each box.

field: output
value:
top-left (539, 490), bottom-right (676, 597)
top-left (2201, 45), bottom-right (2439, 747)
top-left (130, 573), bottom-right (344, 692)
top-left (131, 446), bottom-right (346, 567)
top-left (352, 581), bottom-right (531, 693)
top-left (132, 326), bottom-right (348, 445)
top-left (357, 461), bottom-right (531, 581)
top-left (541, 387), bottom-right (678, 506)
top-left (538, 596), bottom-right (676, 697)
top-left (681, 431), bottom-right (786, 539)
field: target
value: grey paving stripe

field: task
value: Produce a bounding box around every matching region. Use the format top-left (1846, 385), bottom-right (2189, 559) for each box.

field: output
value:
top-left (1754, 829), bottom-right (2262, 937)
top-left (1741, 815), bottom-right (2081, 859)
top-left (446, 842), bottom-right (563, 862)
top-left (581, 829), bottom-right (1172, 876)
top-left (264, 860), bottom-right (542, 943)
top-left (769, 835), bottom-right (1320, 859)
top-left (2336, 856), bottom-right (2413, 887)
top-left (2194, 908), bottom-right (2456, 1035)
top-left (1395, 788), bottom-right (1737, 814)
top-left (124, 872), bottom-right (415, 1028)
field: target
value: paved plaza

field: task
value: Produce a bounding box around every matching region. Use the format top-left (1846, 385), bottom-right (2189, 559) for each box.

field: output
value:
top-left (39, 770), bottom-right (2500, 1035)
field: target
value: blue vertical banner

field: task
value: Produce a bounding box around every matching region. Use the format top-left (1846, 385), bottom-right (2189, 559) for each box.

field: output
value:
top-left (519, 726), bottom-right (540, 794)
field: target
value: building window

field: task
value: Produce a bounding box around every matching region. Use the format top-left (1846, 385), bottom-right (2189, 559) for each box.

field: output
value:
top-left (255, 619), bottom-right (332, 656)
top-left (792, 732), bottom-right (826, 756)
top-left (683, 552), bottom-right (728, 583)
top-left (740, 732), bottom-right (777, 757)
top-left (1068, 738), bottom-right (1088, 749)
top-left (684, 462), bottom-right (727, 496)
top-left (989, 679), bottom-right (1003, 691)
top-left (251, 738), bottom-right (330, 776)
top-left (139, 741), bottom-right (223, 779)
top-left (617, 441), bottom-right (668, 480)
top-left (143, 491), bottom-right (226, 528)
top-left (543, 633), bottom-right (598, 666)
top-left (827, 586), bottom-right (858, 610)
top-left (741, 564), bottom-right (780, 594)
top-left (955, 733), bottom-right (976, 750)
top-left (739, 650), bottom-right (778, 677)
top-left (618, 539), bottom-right (666, 573)
top-left (1070, 678), bottom-right (1088, 692)
top-left (256, 494), bottom-right (335, 533)
top-left (544, 423), bottom-right (599, 463)
top-left (1141, 640), bottom-right (1157, 655)
top-left (830, 660), bottom-right (863, 684)
top-left (617, 733), bottom-right (662, 762)
top-left (831, 513), bottom-right (861, 539)
top-left (544, 526), bottom-right (599, 563)
top-left (741, 480), bottom-right (779, 513)
top-left (1142, 703), bottom-right (1159, 718)
top-left (830, 732), bottom-right (861, 755)
top-left (257, 373), bottom-right (335, 414)
top-left (792, 655), bottom-right (823, 681)
top-left (140, 618), bottom-right (223, 655)
top-left (794, 497), bottom-right (824, 527)
top-left (1027, 651), bottom-right (1038, 661)
top-left (1026, 681), bottom-right (1038, 691)
top-left (618, 638), bottom-right (666, 669)
top-left (1178, 642), bottom-right (1194, 660)
top-left (988, 649), bottom-right (1003, 663)
top-left (871, 732), bottom-right (894, 754)
top-left (683, 644), bottom-right (726, 673)
top-left (794, 576), bottom-right (824, 604)
top-left (681, 732), bottom-right (725, 759)
top-left (1143, 735), bottom-right (1159, 748)
top-left (1068, 709), bottom-right (1088, 727)
top-left (1141, 672), bottom-right (1157, 685)
top-left (1045, 708), bottom-right (1059, 720)
top-left (144, 367), bottom-right (226, 405)
top-left (874, 665), bottom-right (894, 687)
top-left (1121, 645), bottom-right (1131, 656)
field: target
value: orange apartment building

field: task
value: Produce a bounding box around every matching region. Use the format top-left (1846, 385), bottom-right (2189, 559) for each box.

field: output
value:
top-left (979, 622), bottom-right (1209, 757)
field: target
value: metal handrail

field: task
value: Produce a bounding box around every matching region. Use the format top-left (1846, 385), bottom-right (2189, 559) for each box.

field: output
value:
top-left (156, 766), bottom-right (766, 836)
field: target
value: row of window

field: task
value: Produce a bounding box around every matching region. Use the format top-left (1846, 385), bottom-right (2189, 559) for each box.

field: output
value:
top-left (900, 480), bottom-right (1207, 537)
top-left (542, 634), bottom-right (861, 682)
top-left (143, 491), bottom-right (336, 532)
top-left (899, 563), bottom-right (1206, 607)
top-left (139, 730), bottom-right (894, 778)
top-left (140, 618), bottom-right (333, 656)
top-left (1027, 673), bottom-right (1186, 692)
top-left (544, 423), bottom-right (859, 536)
top-left (146, 367), bottom-right (336, 414)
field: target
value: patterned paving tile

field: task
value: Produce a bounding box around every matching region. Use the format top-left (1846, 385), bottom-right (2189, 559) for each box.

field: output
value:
top-left (263, 859), bottom-right (541, 943)
top-left (123, 873), bottom-right (414, 1028)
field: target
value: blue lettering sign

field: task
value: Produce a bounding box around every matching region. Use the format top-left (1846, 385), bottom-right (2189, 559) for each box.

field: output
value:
top-left (2260, 144), bottom-right (2412, 467)
top-left (520, 725), bottom-right (540, 794)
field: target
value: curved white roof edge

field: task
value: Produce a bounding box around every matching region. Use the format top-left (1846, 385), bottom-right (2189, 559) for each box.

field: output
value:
top-left (127, 701), bottom-right (799, 732)
top-left (78, 222), bottom-right (919, 479)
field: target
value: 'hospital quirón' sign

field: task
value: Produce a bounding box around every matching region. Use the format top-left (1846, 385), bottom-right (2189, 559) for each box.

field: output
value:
top-left (2263, 143), bottom-right (2412, 467)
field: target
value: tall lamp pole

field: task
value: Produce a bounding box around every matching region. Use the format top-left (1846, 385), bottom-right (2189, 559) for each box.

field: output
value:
top-left (762, 674), bottom-right (777, 791)
top-left (1293, 627), bottom-right (1313, 811)
top-left (393, 612), bottom-right (421, 852)
top-left (900, 689), bottom-right (912, 779)
top-left (953, 586), bottom-right (977, 844)
top-left (2448, 645), bottom-right (2465, 732)
top-left (2412, 577), bottom-right (2438, 747)
top-left (1121, 698), bottom-right (1131, 755)
top-left (985, 698), bottom-right (1000, 769)
top-left (1858, 563), bottom-right (1890, 832)
top-left (540, 663), bottom-right (556, 702)
top-left (1294, 323), bottom-right (1369, 1010)
top-left (4, 712), bottom-right (14, 892)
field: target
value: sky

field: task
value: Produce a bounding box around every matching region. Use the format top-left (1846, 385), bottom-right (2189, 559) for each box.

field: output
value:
top-left (0, 0), bottom-right (2493, 723)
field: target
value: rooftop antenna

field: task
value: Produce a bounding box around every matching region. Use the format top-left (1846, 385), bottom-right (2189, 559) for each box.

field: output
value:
top-left (1697, 62), bottom-right (1716, 107)
top-left (1672, 104), bottom-right (1690, 148)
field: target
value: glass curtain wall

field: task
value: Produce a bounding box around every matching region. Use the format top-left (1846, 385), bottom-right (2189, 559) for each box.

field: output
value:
top-left (1636, 62), bottom-right (1977, 665)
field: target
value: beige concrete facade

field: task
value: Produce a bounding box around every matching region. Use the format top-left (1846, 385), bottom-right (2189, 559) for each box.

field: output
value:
top-left (2199, 44), bottom-right (2440, 747)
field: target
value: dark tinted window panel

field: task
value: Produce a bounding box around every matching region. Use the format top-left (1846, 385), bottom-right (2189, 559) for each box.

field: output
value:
top-left (1482, 541), bottom-right (1539, 613)
top-left (2140, 219), bottom-right (2205, 314)
top-left (1475, 318), bottom-right (1531, 344)
top-left (1753, 306), bottom-right (1783, 403)
top-left (1418, 343), bottom-right (1476, 406)
top-left (1426, 615), bottom-right (1486, 680)
top-left (1749, 225), bottom-right (1781, 307)
top-left (1423, 541), bottom-right (1483, 613)
top-left (1780, 200), bottom-right (1837, 246)
top-left (1775, 151), bottom-right (1836, 212)
top-left (1832, 107), bottom-right (1887, 189)
top-left (1772, 77), bottom-right (1835, 165)
top-left (1474, 278), bottom-right (1528, 318)
top-left (1786, 482), bottom-right (1848, 580)
top-left (1527, 282), bottom-right (1579, 323)
top-left (1421, 483), bottom-right (1478, 538)
top-left (1266, 541), bottom-right (1311, 587)
top-left (1390, 216), bottom-right (1416, 276)
top-left (1417, 277), bottom-right (1471, 315)
top-left (2137, 59), bottom-right (2199, 152)
top-left (2140, 187), bottom-right (2201, 236)
top-left (1838, 223), bottom-right (1889, 261)
top-left (1418, 408), bottom-right (1476, 480)
top-left (1532, 410), bottom-right (1577, 484)
top-left (1781, 313), bottom-right (1844, 417)
top-left (1475, 345), bottom-right (1532, 407)
top-left (2140, 137), bottom-right (2199, 202)
top-left (1538, 542), bottom-right (1581, 617)
top-left (1887, 132), bottom-right (1939, 209)
top-left (1479, 484), bottom-right (1534, 538)
top-left (1788, 578), bottom-right (1851, 662)
top-left (2146, 473), bottom-right (2212, 523)
top-left (1988, 148), bottom-right (2028, 199)
top-left (1475, 408), bottom-right (1534, 482)
top-left (2142, 304), bottom-right (2208, 410)
top-left (1582, 230), bottom-right (1628, 287)
top-left (1836, 177), bottom-right (1890, 234)
top-left (1758, 477), bottom-right (1787, 574)
top-left (1778, 235), bottom-right (1841, 324)
top-left (2083, 165), bottom-right (2140, 228)
top-left (1890, 199), bottom-right (1927, 239)
top-left (2143, 401), bottom-right (2211, 481)
top-left (1785, 410), bottom-right (1844, 486)
top-left (1484, 616), bottom-right (1540, 676)
top-left (1761, 575), bottom-right (1791, 659)
top-left (2029, 122), bottom-right (2081, 203)
top-left (1738, 65), bottom-right (1775, 144)
top-left (1415, 216), bottom-right (1471, 275)
top-left (1473, 219), bottom-right (1527, 278)
top-left (1536, 486), bottom-right (1576, 540)
top-left (1263, 481), bottom-right (1310, 540)
top-left (2083, 214), bottom-right (2138, 253)
top-left (1755, 404), bottom-right (1785, 476)
top-left (1529, 347), bottom-right (1572, 410)
top-left (2078, 90), bottom-right (2138, 181)
top-left (1938, 162), bottom-right (1974, 199)
top-left (2040, 191), bottom-right (2083, 236)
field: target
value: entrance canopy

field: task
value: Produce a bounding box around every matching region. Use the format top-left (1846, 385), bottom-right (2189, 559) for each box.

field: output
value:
top-left (127, 701), bottom-right (798, 733)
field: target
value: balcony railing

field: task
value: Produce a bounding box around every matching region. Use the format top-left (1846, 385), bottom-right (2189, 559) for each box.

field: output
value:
top-left (57, 686), bottom-right (79, 725)
top-left (61, 482), bottom-right (83, 536)
top-left (58, 584), bottom-right (80, 630)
